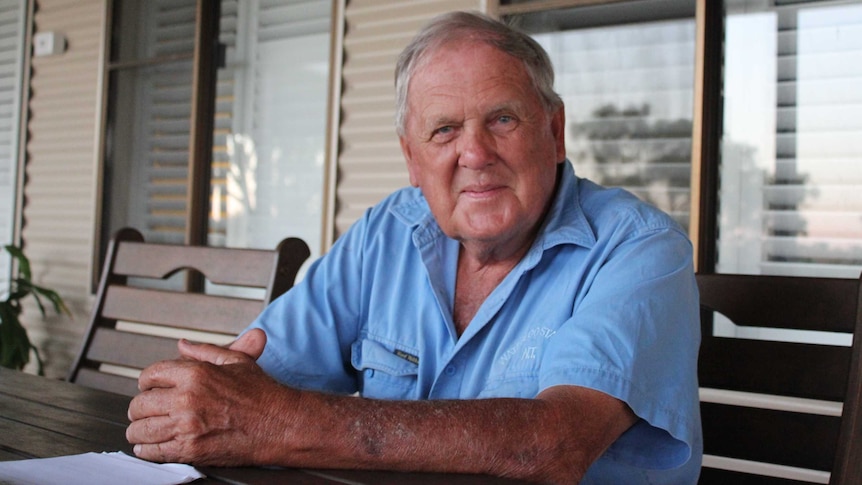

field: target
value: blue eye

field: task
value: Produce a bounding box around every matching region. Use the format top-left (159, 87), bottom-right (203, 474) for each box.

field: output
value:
top-left (498, 115), bottom-right (513, 123)
top-left (431, 125), bottom-right (457, 142)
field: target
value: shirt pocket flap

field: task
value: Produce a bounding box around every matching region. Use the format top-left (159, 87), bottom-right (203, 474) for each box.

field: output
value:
top-left (351, 338), bottom-right (419, 377)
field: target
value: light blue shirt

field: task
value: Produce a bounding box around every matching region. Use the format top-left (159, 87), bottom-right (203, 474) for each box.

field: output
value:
top-left (248, 161), bottom-right (702, 483)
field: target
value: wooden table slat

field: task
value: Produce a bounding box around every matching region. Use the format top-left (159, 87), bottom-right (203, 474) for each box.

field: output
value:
top-left (200, 466), bottom-right (347, 484)
top-left (0, 394), bottom-right (131, 453)
top-left (0, 447), bottom-right (30, 461)
top-left (0, 418), bottom-right (120, 459)
top-left (0, 370), bottom-right (128, 424)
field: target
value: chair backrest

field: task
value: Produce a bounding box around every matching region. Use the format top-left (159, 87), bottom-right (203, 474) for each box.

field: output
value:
top-left (68, 227), bottom-right (310, 396)
top-left (697, 272), bottom-right (862, 485)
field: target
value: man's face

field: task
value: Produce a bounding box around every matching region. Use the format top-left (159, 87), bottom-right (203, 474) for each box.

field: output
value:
top-left (399, 40), bottom-right (566, 249)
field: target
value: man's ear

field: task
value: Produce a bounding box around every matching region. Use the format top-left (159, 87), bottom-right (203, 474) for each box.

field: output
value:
top-left (550, 106), bottom-right (566, 162)
top-left (400, 136), bottom-right (421, 187)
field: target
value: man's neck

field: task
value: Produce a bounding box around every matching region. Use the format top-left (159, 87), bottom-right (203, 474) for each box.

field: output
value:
top-left (452, 242), bottom-right (529, 335)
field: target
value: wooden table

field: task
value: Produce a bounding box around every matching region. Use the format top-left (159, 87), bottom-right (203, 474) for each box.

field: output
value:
top-left (0, 367), bottom-right (521, 484)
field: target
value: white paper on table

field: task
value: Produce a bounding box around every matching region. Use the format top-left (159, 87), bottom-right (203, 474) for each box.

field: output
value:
top-left (0, 451), bottom-right (205, 485)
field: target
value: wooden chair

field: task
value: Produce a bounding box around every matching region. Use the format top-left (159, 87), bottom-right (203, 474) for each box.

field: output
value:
top-left (697, 272), bottom-right (862, 485)
top-left (68, 227), bottom-right (310, 396)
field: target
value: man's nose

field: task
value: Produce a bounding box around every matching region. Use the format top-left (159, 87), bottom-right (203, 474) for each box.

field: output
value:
top-left (457, 127), bottom-right (496, 169)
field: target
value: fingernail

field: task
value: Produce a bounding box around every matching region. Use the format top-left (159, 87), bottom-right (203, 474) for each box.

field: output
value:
top-left (134, 444), bottom-right (141, 455)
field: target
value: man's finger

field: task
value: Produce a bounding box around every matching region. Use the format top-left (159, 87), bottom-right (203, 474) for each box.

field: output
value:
top-left (133, 441), bottom-right (178, 463)
top-left (126, 415), bottom-right (178, 445)
top-left (128, 387), bottom-right (173, 421)
top-left (178, 338), bottom-right (249, 365)
top-left (138, 359), bottom-right (193, 392)
top-left (228, 328), bottom-right (267, 360)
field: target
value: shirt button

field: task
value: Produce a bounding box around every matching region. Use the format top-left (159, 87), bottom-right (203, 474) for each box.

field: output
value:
top-left (444, 365), bottom-right (457, 376)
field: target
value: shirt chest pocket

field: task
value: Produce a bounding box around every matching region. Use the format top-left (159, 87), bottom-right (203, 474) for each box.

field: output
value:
top-left (351, 338), bottom-right (420, 400)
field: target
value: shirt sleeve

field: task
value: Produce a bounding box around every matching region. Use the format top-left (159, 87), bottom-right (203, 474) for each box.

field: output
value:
top-left (540, 220), bottom-right (702, 472)
top-left (245, 212), bottom-right (370, 394)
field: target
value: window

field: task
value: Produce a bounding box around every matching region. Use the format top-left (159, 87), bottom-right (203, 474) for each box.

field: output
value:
top-left (0, 0), bottom-right (27, 293)
top-left (99, 0), bottom-right (331, 281)
top-left (719, 0), bottom-right (862, 279)
top-left (210, 0), bottom-right (331, 259)
top-left (503, 0), bottom-right (697, 232)
top-left (101, 0), bottom-right (197, 252)
top-left (502, 0), bottom-right (862, 281)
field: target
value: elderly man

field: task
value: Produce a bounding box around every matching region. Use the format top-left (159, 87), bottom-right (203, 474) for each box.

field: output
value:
top-left (126, 11), bottom-right (702, 484)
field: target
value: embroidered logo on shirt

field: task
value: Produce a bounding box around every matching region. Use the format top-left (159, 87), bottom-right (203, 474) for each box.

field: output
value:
top-left (498, 326), bottom-right (556, 366)
top-left (394, 349), bottom-right (419, 365)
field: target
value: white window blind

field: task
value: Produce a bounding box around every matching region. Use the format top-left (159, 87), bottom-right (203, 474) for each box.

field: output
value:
top-left (720, 0), bottom-right (862, 278)
top-left (131, 0), bottom-right (195, 245)
top-left (0, 0), bottom-right (25, 294)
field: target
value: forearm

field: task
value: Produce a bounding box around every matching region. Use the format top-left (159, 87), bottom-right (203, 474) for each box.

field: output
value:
top-left (258, 385), bottom-right (634, 484)
top-left (127, 340), bottom-right (635, 483)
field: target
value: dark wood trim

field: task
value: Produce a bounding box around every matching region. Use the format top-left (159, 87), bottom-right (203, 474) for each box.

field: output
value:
top-left (185, 0), bottom-right (220, 292)
top-left (107, 52), bottom-right (195, 71)
top-left (186, 0), bottom-right (220, 249)
top-left (497, 0), bottom-right (631, 16)
top-left (696, 0), bottom-right (723, 274)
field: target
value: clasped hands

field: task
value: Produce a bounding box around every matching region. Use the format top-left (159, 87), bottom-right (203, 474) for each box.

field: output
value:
top-left (126, 329), bottom-right (292, 465)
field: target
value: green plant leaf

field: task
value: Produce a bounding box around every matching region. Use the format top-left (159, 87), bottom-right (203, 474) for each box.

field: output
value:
top-left (29, 284), bottom-right (71, 317)
top-left (1, 244), bottom-right (68, 375)
top-left (4, 244), bottom-right (31, 281)
top-left (18, 280), bottom-right (48, 316)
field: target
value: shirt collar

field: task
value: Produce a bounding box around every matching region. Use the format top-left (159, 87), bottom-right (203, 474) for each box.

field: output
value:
top-left (538, 160), bottom-right (597, 250)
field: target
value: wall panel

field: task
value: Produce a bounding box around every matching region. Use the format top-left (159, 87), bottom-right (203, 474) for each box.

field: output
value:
top-left (20, 0), bottom-right (105, 378)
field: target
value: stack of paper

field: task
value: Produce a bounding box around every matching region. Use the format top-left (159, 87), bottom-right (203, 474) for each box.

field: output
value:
top-left (0, 451), bottom-right (205, 485)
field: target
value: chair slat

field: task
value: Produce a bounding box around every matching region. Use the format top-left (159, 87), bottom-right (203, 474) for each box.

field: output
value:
top-left (698, 274), bottom-right (857, 333)
top-left (699, 335), bottom-right (852, 402)
top-left (86, 327), bottom-right (180, 370)
top-left (113, 242), bottom-right (278, 288)
top-left (101, 285), bottom-right (265, 335)
top-left (73, 368), bottom-right (139, 397)
top-left (701, 402), bottom-right (841, 472)
top-left (698, 467), bottom-right (818, 485)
